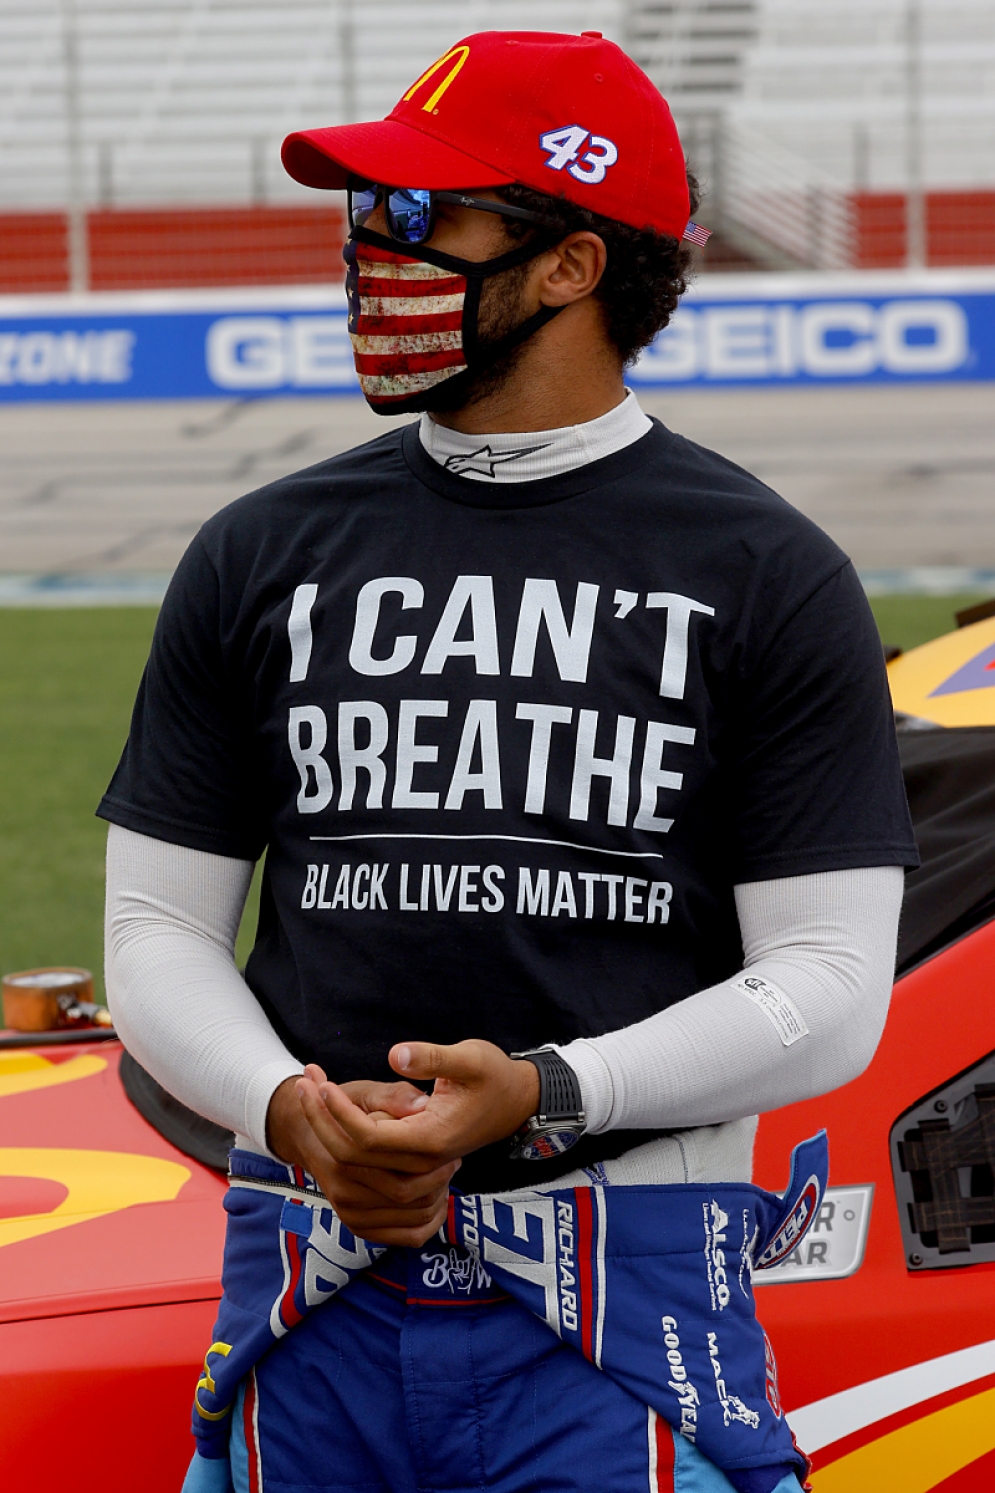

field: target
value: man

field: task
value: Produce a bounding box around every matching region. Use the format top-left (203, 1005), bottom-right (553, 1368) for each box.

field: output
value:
top-left (101, 29), bottom-right (917, 1493)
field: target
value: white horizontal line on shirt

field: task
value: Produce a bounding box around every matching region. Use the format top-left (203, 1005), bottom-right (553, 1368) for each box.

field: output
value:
top-left (308, 832), bottom-right (667, 861)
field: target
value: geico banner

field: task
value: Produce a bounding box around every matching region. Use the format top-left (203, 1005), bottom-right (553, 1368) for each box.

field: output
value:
top-left (630, 296), bottom-right (975, 384)
top-left (1, 274), bottom-right (993, 401)
top-left (0, 308), bottom-right (354, 400)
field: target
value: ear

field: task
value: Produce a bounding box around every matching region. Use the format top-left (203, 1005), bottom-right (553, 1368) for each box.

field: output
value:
top-left (536, 231), bottom-right (607, 308)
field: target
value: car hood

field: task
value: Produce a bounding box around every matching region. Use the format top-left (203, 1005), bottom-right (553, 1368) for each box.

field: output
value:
top-left (0, 1039), bottom-right (225, 1323)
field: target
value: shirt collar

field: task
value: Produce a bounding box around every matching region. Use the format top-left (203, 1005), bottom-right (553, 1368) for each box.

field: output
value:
top-left (418, 390), bottom-right (652, 484)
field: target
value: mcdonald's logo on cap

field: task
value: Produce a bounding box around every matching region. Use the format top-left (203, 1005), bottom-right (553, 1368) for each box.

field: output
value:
top-left (403, 45), bottom-right (471, 113)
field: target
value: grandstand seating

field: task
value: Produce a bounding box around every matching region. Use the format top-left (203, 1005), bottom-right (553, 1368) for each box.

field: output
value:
top-left (628, 0), bottom-right (995, 269)
top-left (855, 191), bottom-right (995, 268)
top-left (623, 0), bottom-right (759, 115)
top-left (0, 1), bottom-right (621, 210)
top-left (0, 0), bottom-right (992, 290)
top-left (730, 0), bottom-right (995, 193)
top-left (0, 205), bottom-right (346, 294)
top-left (86, 205), bottom-right (344, 289)
top-left (0, 214), bottom-right (68, 293)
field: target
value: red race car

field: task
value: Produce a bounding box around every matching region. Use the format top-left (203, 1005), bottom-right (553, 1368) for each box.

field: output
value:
top-left (2, 716), bottom-right (994, 1491)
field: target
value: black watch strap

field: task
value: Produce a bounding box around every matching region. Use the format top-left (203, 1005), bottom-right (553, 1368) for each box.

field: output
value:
top-left (513, 1046), bottom-right (583, 1120)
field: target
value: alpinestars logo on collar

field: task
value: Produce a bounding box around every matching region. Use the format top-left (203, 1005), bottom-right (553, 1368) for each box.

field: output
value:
top-left (443, 443), bottom-right (551, 478)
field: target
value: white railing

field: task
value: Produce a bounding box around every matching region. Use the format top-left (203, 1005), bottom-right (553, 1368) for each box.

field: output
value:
top-left (715, 118), bottom-right (857, 269)
top-left (720, 120), bottom-right (854, 270)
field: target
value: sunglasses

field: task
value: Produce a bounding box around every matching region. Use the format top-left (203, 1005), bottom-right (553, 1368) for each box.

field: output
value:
top-left (347, 183), bottom-right (566, 246)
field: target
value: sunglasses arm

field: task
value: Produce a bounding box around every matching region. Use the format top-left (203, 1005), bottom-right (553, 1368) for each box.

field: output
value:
top-left (435, 191), bottom-right (565, 232)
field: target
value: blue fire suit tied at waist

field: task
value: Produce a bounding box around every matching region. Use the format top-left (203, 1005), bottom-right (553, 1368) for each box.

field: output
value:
top-left (189, 1132), bottom-right (828, 1492)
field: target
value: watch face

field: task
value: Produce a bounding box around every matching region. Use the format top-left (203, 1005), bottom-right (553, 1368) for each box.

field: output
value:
top-left (517, 1128), bottom-right (583, 1162)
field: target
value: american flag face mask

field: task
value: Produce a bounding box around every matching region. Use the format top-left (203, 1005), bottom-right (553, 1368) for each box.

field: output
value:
top-left (344, 227), bottom-right (563, 414)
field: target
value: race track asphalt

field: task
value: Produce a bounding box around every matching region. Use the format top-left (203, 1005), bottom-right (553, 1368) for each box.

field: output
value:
top-left (1, 383), bottom-right (992, 574)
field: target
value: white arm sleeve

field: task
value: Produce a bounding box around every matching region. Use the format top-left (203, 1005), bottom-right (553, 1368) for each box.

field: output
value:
top-left (106, 825), bottom-right (903, 1153)
top-left (104, 823), bottom-right (303, 1154)
top-left (557, 865), bottom-right (905, 1133)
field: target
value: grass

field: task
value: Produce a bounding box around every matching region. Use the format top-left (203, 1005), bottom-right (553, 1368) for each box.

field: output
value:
top-left (0, 595), bottom-right (987, 1004)
top-left (0, 606), bottom-right (262, 1001)
top-left (868, 594), bottom-right (988, 654)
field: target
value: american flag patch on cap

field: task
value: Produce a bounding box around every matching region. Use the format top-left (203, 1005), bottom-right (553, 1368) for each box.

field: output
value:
top-left (682, 221), bottom-right (712, 246)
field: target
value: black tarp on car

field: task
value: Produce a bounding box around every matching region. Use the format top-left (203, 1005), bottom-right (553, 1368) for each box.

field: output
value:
top-left (897, 725), bottom-right (995, 972)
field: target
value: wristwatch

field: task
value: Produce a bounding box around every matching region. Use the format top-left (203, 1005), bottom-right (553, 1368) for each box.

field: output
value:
top-left (509, 1046), bottom-right (586, 1161)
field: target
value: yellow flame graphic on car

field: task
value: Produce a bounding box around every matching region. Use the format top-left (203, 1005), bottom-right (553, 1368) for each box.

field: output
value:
top-left (0, 1049), bottom-right (108, 1098)
top-left (0, 1050), bottom-right (190, 1250)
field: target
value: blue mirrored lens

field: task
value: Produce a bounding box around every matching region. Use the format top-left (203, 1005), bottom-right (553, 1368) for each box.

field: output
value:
top-left (386, 187), bottom-right (432, 243)
top-left (350, 187), bottom-right (379, 227)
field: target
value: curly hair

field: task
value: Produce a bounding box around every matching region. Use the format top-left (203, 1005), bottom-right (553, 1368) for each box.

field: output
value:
top-left (494, 169), bottom-right (700, 366)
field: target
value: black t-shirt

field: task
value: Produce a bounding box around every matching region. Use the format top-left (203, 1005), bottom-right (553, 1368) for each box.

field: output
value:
top-left (100, 419), bottom-right (917, 1105)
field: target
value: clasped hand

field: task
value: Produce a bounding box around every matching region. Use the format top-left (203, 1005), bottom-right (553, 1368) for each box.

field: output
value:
top-left (265, 1040), bottom-right (541, 1248)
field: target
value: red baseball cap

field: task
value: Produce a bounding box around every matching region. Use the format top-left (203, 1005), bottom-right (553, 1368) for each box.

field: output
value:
top-left (282, 31), bottom-right (689, 239)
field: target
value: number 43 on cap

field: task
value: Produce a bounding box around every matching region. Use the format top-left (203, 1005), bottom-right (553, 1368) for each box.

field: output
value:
top-left (540, 126), bottom-right (619, 184)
